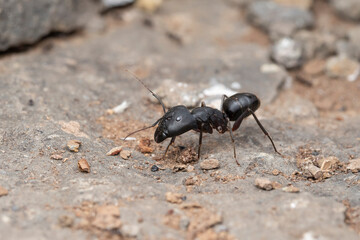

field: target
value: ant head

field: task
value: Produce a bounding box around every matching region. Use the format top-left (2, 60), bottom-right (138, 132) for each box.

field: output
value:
top-left (154, 105), bottom-right (197, 143)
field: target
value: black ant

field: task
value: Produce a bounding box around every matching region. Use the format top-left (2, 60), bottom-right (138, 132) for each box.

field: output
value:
top-left (123, 69), bottom-right (281, 165)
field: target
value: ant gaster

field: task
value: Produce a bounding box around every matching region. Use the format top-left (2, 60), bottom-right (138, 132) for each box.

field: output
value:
top-left (123, 69), bottom-right (281, 165)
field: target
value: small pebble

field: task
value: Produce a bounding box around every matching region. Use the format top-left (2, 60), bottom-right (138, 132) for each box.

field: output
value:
top-left (282, 186), bottom-right (300, 193)
top-left (200, 159), bottom-right (220, 170)
top-left (347, 158), bottom-right (360, 173)
top-left (121, 224), bottom-right (140, 238)
top-left (255, 178), bottom-right (274, 191)
top-left (317, 156), bottom-right (339, 171)
top-left (0, 186), bottom-right (8, 197)
top-left (151, 165), bottom-right (159, 172)
top-left (307, 164), bottom-right (323, 180)
top-left (67, 140), bottom-right (81, 152)
top-left (272, 169), bottom-right (280, 176)
top-left (165, 192), bottom-right (185, 204)
top-left (325, 56), bottom-right (360, 81)
top-left (271, 38), bottom-right (303, 69)
top-left (120, 150), bottom-right (132, 160)
top-left (78, 158), bottom-right (90, 173)
top-left (50, 154), bottom-right (63, 160)
top-left (106, 146), bottom-right (122, 156)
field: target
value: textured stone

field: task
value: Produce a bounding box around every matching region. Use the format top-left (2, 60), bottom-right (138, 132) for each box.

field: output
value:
top-left (255, 178), bottom-right (274, 191)
top-left (294, 30), bottom-right (337, 60)
top-left (78, 158), bottom-right (90, 173)
top-left (330, 0), bottom-right (360, 21)
top-left (247, 1), bottom-right (314, 40)
top-left (274, 0), bottom-right (313, 10)
top-left (0, 0), bottom-right (96, 51)
top-left (106, 146), bottom-right (123, 156)
top-left (347, 27), bottom-right (360, 60)
top-left (166, 192), bottom-right (185, 204)
top-left (271, 38), bottom-right (303, 69)
top-left (200, 159), bottom-right (220, 170)
top-left (67, 140), bottom-right (81, 153)
top-left (347, 159), bottom-right (360, 173)
top-left (325, 56), bottom-right (360, 81)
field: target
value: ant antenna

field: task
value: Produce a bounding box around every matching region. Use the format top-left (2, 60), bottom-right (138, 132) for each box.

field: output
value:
top-left (120, 66), bottom-right (167, 113)
top-left (123, 118), bottom-right (162, 140)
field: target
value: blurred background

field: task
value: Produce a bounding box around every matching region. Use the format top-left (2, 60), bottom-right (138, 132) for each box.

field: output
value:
top-left (0, 0), bottom-right (359, 239)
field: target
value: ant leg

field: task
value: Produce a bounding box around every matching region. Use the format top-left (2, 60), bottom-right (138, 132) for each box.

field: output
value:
top-left (227, 120), bottom-right (240, 165)
top-left (220, 95), bottom-right (229, 112)
top-left (124, 118), bottom-right (162, 140)
top-left (197, 130), bottom-right (203, 160)
top-left (232, 110), bottom-right (250, 131)
top-left (163, 137), bottom-right (176, 159)
top-left (247, 109), bottom-right (281, 155)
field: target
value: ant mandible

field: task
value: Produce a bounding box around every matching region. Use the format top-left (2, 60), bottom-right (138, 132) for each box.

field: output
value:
top-left (123, 69), bottom-right (281, 165)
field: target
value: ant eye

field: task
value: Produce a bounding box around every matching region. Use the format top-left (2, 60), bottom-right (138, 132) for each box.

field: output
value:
top-left (176, 116), bottom-right (181, 122)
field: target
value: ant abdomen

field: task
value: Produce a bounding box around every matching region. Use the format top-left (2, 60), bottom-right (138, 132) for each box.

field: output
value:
top-left (223, 93), bottom-right (261, 121)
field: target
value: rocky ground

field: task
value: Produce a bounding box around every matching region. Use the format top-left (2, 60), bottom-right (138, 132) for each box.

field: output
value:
top-left (0, 0), bottom-right (360, 239)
